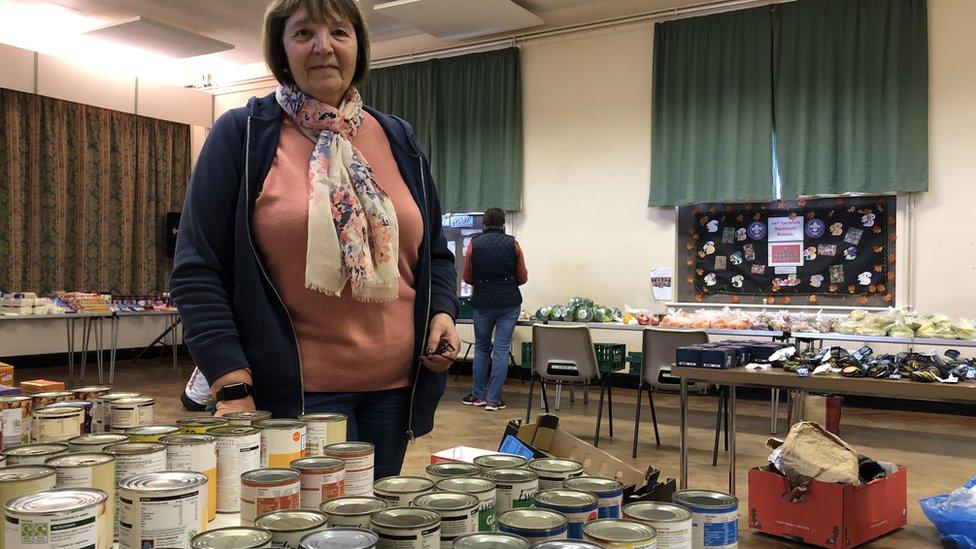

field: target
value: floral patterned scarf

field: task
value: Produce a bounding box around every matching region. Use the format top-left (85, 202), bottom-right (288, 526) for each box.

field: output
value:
top-left (276, 84), bottom-right (400, 303)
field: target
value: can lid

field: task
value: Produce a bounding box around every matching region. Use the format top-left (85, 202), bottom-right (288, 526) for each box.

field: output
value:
top-left (119, 470), bottom-right (208, 492)
top-left (110, 397), bottom-right (155, 406)
top-left (31, 408), bottom-right (80, 418)
top-left (299, 412), bottom-right (348, 422)
top-left (496, 508), bottom-right (568, 530)
top-left (413, 491), bottom-right (479, 511)
top-left (70, 386), bottom-right (112, 393)
top-left (206, 425), bottom-right (261, 437)
top-left (425, 463), bottom-right (482, 476)
top-left (124, 425), bottom-right (180, 435)
top-left (0, 396), bottom-right (29, 403)
top-left (290, 457), bottom-right (345, 471)
top-left (323, 441), bottom-right (374, 453)
top-left (299, 528), bottom-right (378, 549)
top-left (532, 542), bottom-right (602, 549)
top-left (31, 391), bottom-right (73, 398)
top-left (254, 509), bottom-right (327, 531)
top-left (223, 411), bottom-right (271, 420)
top-left (191, 527), bottom-right (273, 549)
top-left (241, 468), bottom-right (300, 483)
top-left (159, 433), bottom-right (216, 445)
top-left (473, 454), bottom-right (528, 469)
top-left (672, 489), bottom-right (738, 510)
top-left (254, 418), bottom-right (306, 429)
top-left (370, 507), bottom-right (440, 529)
top-left (0, 465), bottom-right (56, 482)
top-left (319, 497), bottom-right (387, 516)
top-left (435, 476), bottom-right (495, 494)
top-left (622, 502), bottom-right (692, 522)
top-left (3, 443), bottom-right (69, 456)
top-left (176, 417), bottom-right (228, 426)
top-left (69, 434), bottom-right (129, 446)
top-left (45, 452), bottom-right (115, 468)
top-left (562, 476), bottom-right (624, 494)
top-left (374, 476), bottom-right (435, 494)
top-left (527, 458), bottom-right (583, 473)
top-left (534, 489), bottom-right (599, 508)
top-left (42, 400), bottom-right (92, 409)
top-left (452, 533), bottom-right (531, 549)
top-left (99, 392), bottom-right (140, 401)
top-left (4, 489), bottom-right (108, 515)
top-left (483, 468), bottom-right (538, 483)
top-left (582, 519), bottom-right (657, 543)
top-left (102, 442), bottom-right (166, 456)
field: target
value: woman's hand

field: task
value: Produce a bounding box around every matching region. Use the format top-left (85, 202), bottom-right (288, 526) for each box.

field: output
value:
top-left (215, 396), bottom-right (256, 417)
top-left (210, 369), bottom-right (256, 417)
top-left (420, 313), bottom-right (460, 373)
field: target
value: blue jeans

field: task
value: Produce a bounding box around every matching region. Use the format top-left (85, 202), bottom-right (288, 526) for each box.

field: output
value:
top-left (304, 387), bottom-right (411, 479)
top-left (472, 306), bottom-right (520, 404)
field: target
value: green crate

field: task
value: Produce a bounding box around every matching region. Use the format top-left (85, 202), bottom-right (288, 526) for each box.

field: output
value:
top-left (458, 296), bottom-right (473, 319)
top-left (521, 342), bottom-right (533, 369)
top-left (626, 351), bottom-right (644, 376)
top-left (520, 342), bottom-right (625, 374)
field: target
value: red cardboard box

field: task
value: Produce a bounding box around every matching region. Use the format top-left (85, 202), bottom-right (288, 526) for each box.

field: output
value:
top-left (748, 466), bottom-right (907, 548)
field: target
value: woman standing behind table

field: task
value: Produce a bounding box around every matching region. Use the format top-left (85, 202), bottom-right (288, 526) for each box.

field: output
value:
top-left (170, 0), bottom-right (459, 478)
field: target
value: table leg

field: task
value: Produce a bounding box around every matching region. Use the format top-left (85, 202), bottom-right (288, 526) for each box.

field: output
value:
top-left (110, 317), bottom-right (119, 384)
top-left (729, 385), bottom-right (737, 495)
top-left (80, 318), bottom-right (90, 381)
top-left (771, 388), bottom-right (780, 434)
top-left (95, 318), bottom-right (104, 384)
top-left (65, 319), bottom-right (74, 380)
top-left (172, 315), bottom-right (178, 371)
top-left (680, 378), bottom-right (689, 489)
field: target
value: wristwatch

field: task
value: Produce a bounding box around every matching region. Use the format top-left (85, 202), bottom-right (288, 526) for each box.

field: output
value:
top-left (215, 382), bottom-right (254, 402)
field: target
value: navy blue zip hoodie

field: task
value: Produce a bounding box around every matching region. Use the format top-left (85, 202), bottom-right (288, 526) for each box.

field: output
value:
top-left (170, 92), bottom-right (458, 438)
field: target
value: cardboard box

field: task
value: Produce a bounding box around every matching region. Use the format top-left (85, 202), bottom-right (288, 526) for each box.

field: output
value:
top-left (501, 414), bottom-right (676, 502)
top-left (430, 446), bottom-right (505, 465)
top-left (748, 466), bottom-right (907, 548)
top-left (19, 379), bottom-right (65, 394)
top-left (0, 363), bottom-right (13, 385)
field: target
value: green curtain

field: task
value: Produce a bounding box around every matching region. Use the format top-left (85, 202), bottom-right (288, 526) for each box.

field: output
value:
top-left (649, 7), bottom-right (775, 207)
top-left (0, 88), bottom-right (189, 294)
top-left (773, 0), bottom-right (928, 198)
top-left (361, 47), bottom-right (523, 212)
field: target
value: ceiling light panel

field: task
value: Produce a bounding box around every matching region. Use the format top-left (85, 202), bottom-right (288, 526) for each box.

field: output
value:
top-left (374, 0), bottom-right (544, 41)
top-left (83, 15), bottom-right (233, 58)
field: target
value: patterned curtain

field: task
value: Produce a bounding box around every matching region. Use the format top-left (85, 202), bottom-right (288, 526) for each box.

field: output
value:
top-left (0, 88), bottom-right (190, 294)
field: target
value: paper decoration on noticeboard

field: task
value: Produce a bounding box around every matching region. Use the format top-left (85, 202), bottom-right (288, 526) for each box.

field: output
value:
top-left (691, 201), bottom-right (893, 298)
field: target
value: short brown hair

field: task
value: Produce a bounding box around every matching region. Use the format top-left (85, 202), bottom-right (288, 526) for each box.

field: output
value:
top-left (263, 0), bottom-right (371, 87)
top-left (483, 208), bottom-right (506, 229)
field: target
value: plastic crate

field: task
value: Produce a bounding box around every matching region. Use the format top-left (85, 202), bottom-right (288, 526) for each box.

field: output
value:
top-left (458, 296), bottom-right (473, 319)
top-left (626, 351), bottom-right (643, 376)
top-left (521, 342), bottom-right (626, 374)
top-left (521, 342), bottom-right (533, 370)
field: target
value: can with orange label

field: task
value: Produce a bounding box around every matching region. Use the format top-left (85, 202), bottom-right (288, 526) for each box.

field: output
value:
top-left (240, 468), bottom-right (301, 526)
top-left (256, 419), bottom-right (307, 468)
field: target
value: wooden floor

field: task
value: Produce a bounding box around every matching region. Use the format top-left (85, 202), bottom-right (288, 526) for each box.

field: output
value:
top-left (23, 357), bottom-right (970, 548)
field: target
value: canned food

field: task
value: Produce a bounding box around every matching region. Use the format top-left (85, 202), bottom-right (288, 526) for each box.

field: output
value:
top-left (495, 508), bottom-right (568, 543)
top-left (291, 456), bottom-right (345, 509)
top-left (107, 397), bottom-right (154, 432)
top-left (240, 468), bottom-right (301, 526)
top-left (44, 452), bottom-right (116, 539)
top-left (582, 519), bottom-right (657, 548)
top-left (125, 424), bottom-right (180, 443)
top-left (257, 419), bottom-right (308, 468)
top-left (191, 527), bottom-right (273, 548)
top-left (177, 417), bottom-right (229, 434)
top-left (473, 454), bottom-right (528, 470)
top-left (0, 465), bottom-right (57, 510)
top-left (413, 491), bottom-right (479, 549)
top-left (451, 532), bottom-right (530, 549)
top-left (533, 490), bottom-right (599, 540)
top-left (254, 509), bottom-right (328, 549)
top-left (224, 411), bottom-right (272, 427)
top-left (298, 412), bottom-right (347, 455)
top-left (2, 442), bottom-right (69, 466)
top-left (318, 496), bottom-right (386, 529)
top-left (671, 491), bottom-right (737, 549)
top-left (41, 400), bottom-right (93, 434)
top-left (370, 507), bottom-right (440, 549)
top-left (102, 442), bottom-right (168, 540)
top-left (30, 407), bottom-right (82, 442)
top-left (531, 541), bottom-right (602, 549)
top-left (527, 459), bottom-right (584, 491)
top-left (67, 433), bottom-right (128, 453)
top-left (117, 471), bottom-right (209, 549)
top-left (4, 488), bottom-right (110, 548)
top-left (483, 468), bottom-right (538, 513)
top-left (322, 442), bottom-right (374, 496)
top-left (0, 396), bottom-right (31, 446)
top-left (209, 426), bottom-right (261, 513)
top-left (298, 528), bottom-right (378, 549)
top-left (434, 476), bottom-right (496, 532)
top-left (373, 476), bottom-right (435, 506)
top-left (69, 385), bottom-right (112, 402)
top-left (425, 462), bottom-right (482, 482)
top-left (160, 433), bottom-right (217, 521)
top-left (30, 391), bottom-right (73, 409)
top-left (563, 477), bottom-right (625, 519)
top-left (92, 392), bottom-right (140, 433)
top-left (623, 502), bottom-right (692, 549)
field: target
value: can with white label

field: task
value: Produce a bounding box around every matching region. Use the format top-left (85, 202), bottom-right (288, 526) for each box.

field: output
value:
top-left (241, 468), bottom-right (301, 526)
top-left (0, 465), bottom-right (57, 520)
top-left (322, 442), bottom-right (374, 496)
top-left (370, 507), bottom-right (441, 549)
top-left (373, 476), bottom-right (435, 506)
top-left (117, 471), bottom-right (209, 549)
top-left (257, 419), bottom-right (308, 468)
top-left (298, 413), bottom-right (347, 456)
top-left (109, 397), bottom-right (155, 432)
top-left (30, 407), bottom-right (82, 442)
top-left (563, 477), bottom-right (625, 519)
top-left (671, 491), bottom-right (738, 549)
top-left (4, 488), bottom-right (110, 549)
top-left (434, 476), bottom-right (496, 532)
top-left (160, 433), bottom-right (217, 521)
top-left (623, 502), bottom-right (692, 549)
top-left (125, 424), bottom-right (180, 443)
top-left (67, 433), bottom-right (128, 453)
top-left (1, 442), bottom-right (68, 466)
top-left (451, 532), bottom-right (531, 549)
top-left (533, 490), bottom-right (599, 540)
top-left (254, 509), bottom-right (328, 549)
top-left (191, 527), bottom-right (273, 548)
top-left (473, 454), bottom-right (528, 470)
top-left (41, 400), bottom-right (93, 434)
top-left (582, 519), bottom-right (658, 548)
top-left (495, 509), bottom-right (569, 544)
top-left (318, 496), bottom-right (387, 529)
top-left (177, 416), bottom-right (229, 434)
top-left (207, 425), bottom-right (262, 513)
top-left (223, 411), bottom-right (272, 427)
top-left (298, 528), bottom-right (378, 549)
top-left (413, 491), bottom-right (479, 549)
top-left (44, 452), bottom-right (116, 543)
top-left (290, 456), bottom-right (345, 509)
top-left (0, 396), bottom-right (31, 446)
top-left (425, 462), bottom-right (482, 482)
top-left (92, 392), bottom-right (140, 433)
top-left (102, 442), bottom-right (168, 540)
top-left (483, 468), bottom-right (538, 513)
top-left (527, 459), bottom-right (584, 491)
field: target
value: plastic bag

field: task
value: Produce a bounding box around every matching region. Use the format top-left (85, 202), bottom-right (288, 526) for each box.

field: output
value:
top-left (920, 476), bottom-right (976, 548)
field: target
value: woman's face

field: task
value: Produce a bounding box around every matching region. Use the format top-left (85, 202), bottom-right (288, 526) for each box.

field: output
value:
top-left (282, 7), bottom-right (358, 106)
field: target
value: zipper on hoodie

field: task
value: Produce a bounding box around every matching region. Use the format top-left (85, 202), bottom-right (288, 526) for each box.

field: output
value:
top-left (406, 151), bottom-right (433, 443)
top-left (244, 116), bottom-right (306, 414)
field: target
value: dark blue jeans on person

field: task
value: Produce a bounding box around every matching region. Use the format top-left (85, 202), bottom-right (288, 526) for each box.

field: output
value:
top-left (472, 306), bottom-right (521, 405)
top-left (304, 387), bottom-right (411, 479)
